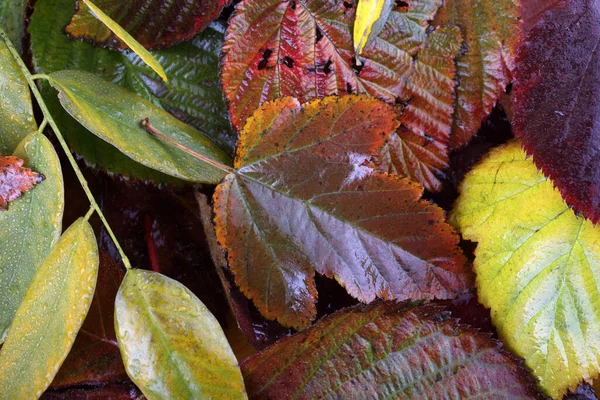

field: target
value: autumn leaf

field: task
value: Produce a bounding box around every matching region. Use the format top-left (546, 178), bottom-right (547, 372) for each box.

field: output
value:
top-left (242, 302), bottom-right (540, 399)
top-left (521, 0), bottom-right (562, 30)
top-left (353, 0), bottom-right (394, 61)
top-left (434, 0), bottom-right (521, 150)
top-left (214, 95), bottom-right (470, 329)
top-left (66, 0), bottom-right (227, 50)
top-left (222, 0), bottom-right (461, 192)
top-left (513, 0), bottom-right (600, 224)
top-left (0, 154), bottom-right (44, 211)
top-left (451, 140), bottom-right (600, 398)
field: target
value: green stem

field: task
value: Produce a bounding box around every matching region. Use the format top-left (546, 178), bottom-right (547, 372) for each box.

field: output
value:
top-left (84, 207), bottom-right (95, 222)
top-left (36, 118), bottom-right (48, 135)
top-left (0, 27), bottom-right (132, 270)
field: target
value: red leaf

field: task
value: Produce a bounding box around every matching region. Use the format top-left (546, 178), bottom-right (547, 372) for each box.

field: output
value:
top-left (65, 0), bottom-right (228, 49)
top-left (513, 0), bottom-right (600, 223)
top-left (242, 302), bottom-right (541, 399)
top-left (0, 154), bottom-right (44, 211)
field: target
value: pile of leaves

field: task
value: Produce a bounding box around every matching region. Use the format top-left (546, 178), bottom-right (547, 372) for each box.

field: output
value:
top-left (1, 0), bottom-right (600, 398)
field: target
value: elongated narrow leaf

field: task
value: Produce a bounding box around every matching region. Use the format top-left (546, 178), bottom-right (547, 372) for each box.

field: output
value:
top-left (0, 39), bottom-right (36, 154)
top-left (30, 0), bottom-right (234, 181)
top-left (435, 0), bottom-right (521, 149)
top-left (215, 96), bottom-right (470, 329)
top-left (81, 0), bottom-right (167, 82)
top-left (514, 0), bottom-right (600, 224)
top-left (243, 302), bottom-right (540, 399)
top-left (115, 269), bottom-right (247, 400)
top-left (0, 0), bottom-right (27, 52)
top-left (451, 140), bottom-right (600, 398)
top-left (47, 70), bottom-right (231, 183)
top-left (0, 133), bottom-right (64, 343)
top-left (353, 0), bottom-right (394, 60)
top-left (0, 218), bottom-right (99, 400)
top-left (66, 0), bottom-right (227, 50)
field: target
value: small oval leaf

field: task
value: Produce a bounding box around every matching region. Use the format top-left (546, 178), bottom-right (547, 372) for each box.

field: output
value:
top-left (0, 218), bottom-right (99, 400)
top-left (0, 132), bottom-right (64, 343)
top-left (115, 269), bottom-right (247, 400)
top-left (47, 70), bottom-right (231, 183)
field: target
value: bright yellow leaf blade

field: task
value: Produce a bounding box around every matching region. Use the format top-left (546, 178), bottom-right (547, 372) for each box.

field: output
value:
top-left (81, 0), bottom-right (167, 82)
top-left (0, 218), bottom-right (99, 400)
top-left (353, 0), bottom-right (393, 62)
top-left (450, 140), bottom-right (600, 399)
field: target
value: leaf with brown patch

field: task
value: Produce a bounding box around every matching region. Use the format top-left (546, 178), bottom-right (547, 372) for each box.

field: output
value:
top-left (0, 154), bottom-right (44, 211)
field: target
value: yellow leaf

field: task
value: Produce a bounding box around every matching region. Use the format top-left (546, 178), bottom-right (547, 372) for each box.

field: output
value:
top-left (451, 140), bottom-right (600, 398)
top-left (81, 0), bottom-right (167, 82)
top-left (353, 0), bottom-right (394, 63)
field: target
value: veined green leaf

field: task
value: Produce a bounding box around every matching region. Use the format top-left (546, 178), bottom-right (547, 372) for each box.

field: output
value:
top-left (0, 218), bottom-right (99, 400)
top-left (81, 0), bottom-right (167, 82)
top-left (451, 140), bottom-right (600, 398)
top-left (0, 132), bottom-right (64, 343)
top-left (115, 269), bottom-right (247, 400)
top-left (0, 39), bottom-right (36, 154)
top-left (0, 0), bottom-right (27, 53)
top-left (353, 0), bottom-right (394, 62)
top-left (47, 70), bottom-right (231, 183)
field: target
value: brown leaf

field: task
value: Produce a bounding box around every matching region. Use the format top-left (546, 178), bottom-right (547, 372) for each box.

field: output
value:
top-left (0, 154), bottom-right (44, 211)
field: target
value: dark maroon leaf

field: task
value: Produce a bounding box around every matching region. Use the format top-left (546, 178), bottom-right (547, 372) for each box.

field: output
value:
top-left (513, 0), bottom-right (600, 223)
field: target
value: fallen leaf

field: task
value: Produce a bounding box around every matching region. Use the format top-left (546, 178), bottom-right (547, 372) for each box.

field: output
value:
top-left (434, 0), bottom-right (521, 149)
top-left (451, 140), bottom-right (600, 398)
top-left (353, 0), bottom-right (394, 61)
top-left (513, 0), bottom-right (600, 223)
top-left (66, 0), bottom-right (227, 50)
top-left (0, 154), bottom-right (44, 211)
top-left (242, 302), bottom-right (540, 399)
top-left (214, 95), bottom-right (470, 329)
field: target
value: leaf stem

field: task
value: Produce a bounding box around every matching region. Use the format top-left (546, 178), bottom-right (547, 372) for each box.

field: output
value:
top-left (30, 74), bottom-right (51, 81)
top-left (0, 27), bottom-right (132, 270)
top-left (140, 118), bottom-right (235, 174)
top-left (37, 118), bottom-right (48, 135)
top-left (84, 207), bottom-right (95, 222)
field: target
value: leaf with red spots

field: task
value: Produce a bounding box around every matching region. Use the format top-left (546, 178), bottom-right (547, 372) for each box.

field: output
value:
top-left (0, 154), bottom-right (44, 211)
top-left (242, 302), bottom-right (541, 399)
top-left (513, 0), bottom-right (600, 223)
top-left (214, 95), bottom-right (471, 329)
top-left (65, 0), bottom-right (229, 49)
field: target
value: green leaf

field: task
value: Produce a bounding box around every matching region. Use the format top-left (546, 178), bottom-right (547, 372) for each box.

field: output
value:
top-left (115, 269), bottom-right (247, 400)
top-left (450, 140), bottom-right (600, 398)
top-left (0, 132), bottom-right (64, 343)
top-left (0, 218), bottom-right (99, 400)
top-left (242, 302), bottom-right (540, 399)
top-left (0, 0), bottom-right (27, 53)
top-left (47, 70), bottom-right (231, 184)
top-left (80, 0), bottom-right (167, 82)
top-left (29, 0), bottom-right (234, 181)
top-left (353, 0), bottom-right (394, 61)
top-left (0, 39), bottom-right (36, 154)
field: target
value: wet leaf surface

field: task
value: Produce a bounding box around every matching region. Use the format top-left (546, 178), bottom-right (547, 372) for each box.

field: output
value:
top-left (451, 140), bottom-right (600, 398)
top-left (0, 153), bottom-right (45, 211)
top-left (47, 70), bottom-right (231, 183)
top-left (242, 302), bottom-right (541, 399)
top-left (0, 0), bottom-right (27, 52)
top-left (66, 0), bottom-right (228, 50)
top-left (0, 133), bottom-right (63, 343)
top-left (513, 0), bottom-right (600, 224)
top-left (115, 269), bottom-right (247, 400)
top-left (435, 0), bottom-right (521, 150)
top-left (215, 96), bottom-right (471, 329)
top-left (221, 0), bottom-right (461, 180)
top-left (0, 218), bottom-right (99, 399)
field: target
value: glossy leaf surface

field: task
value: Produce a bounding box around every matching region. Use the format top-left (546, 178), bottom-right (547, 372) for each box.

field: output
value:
top-left (0, 154), bottom-right (44, 210)
top-left (0, 39), bottom-right (36, 154)
top-left (0, 133), bottom-right (64, 343)
top-left (243, 302), bottom-right (539, 399)
top-left (66, 0), bottom-right (227, 49)
top-left (80, 0), bottom-right (167, 82)
top-left (513, 0), bottom-right (600, 224)
top-left (214, 96), bottom-right (470, 329)
top-left (353, 0), bottom-right (393, 60)
top-left (29, 0), bottom-right (234, 180)
top-left (222, 0), bottom-right (461, 154)
top-left (115, 269), bottom-right (247, 400)
top-left (0, 218), bottom-right (99, 400)
top-left (435, 0), bottom-right (521, 149)
top-left (47, 70), bottom-right (231, 183)
top-left (451, 141), bottom-right (600, 398)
